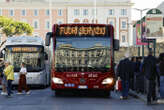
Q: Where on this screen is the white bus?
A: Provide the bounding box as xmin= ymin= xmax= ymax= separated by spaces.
xmin=2 ymin=36 xmax=50 ymax=87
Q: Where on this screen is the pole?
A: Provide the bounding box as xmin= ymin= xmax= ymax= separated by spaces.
xmin=154 ymin=39 xmax=156 ymax=56
xmin=94 ymin=0 xmax=97 ymax=23
xmin=138 ymin=46 xmax=140 ymax=56
xmin=140 ymin=11 xmax=144 ymax=59
xmin=134 ymin=8 xmax=149 ymax=57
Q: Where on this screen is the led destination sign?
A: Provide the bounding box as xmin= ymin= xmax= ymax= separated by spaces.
xmin=11 ymin=47 xmax=40 ymax=52
xmin=57 ymin=25 xmax=108 ymax=37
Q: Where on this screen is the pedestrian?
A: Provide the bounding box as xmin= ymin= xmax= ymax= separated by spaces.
xmin=0 ymin=59 xmax=7 ymax=95
xmin=158 ymin=53 xmax=164 ymax=98
xmin=142 ymin=49 xmax=159 ymax=105
xmin=4 ymin=61 xmax=14 ymax=97
xmin=117 ymin=51 xmax=134 ymax=100
xmin=135 ymin=57 xmax=145 ymax=93
xmin=130 ymin=57 xmax=137 ymax=90
xmin=17 ymin=62 xmax=30 ymax=95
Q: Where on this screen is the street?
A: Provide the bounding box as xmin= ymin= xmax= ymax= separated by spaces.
xmin=0 ymin=88 xmax=164 ymax=110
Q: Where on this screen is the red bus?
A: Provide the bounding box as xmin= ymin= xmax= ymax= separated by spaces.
xmin=45 ymin=24 xmax=119 ymax=96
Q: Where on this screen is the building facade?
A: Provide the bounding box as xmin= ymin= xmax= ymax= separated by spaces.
xmin=0 ymin=0 xmax=133 ymax=47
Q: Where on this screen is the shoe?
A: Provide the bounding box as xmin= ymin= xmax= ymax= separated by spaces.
xmin=147 ymin=101 xmax=151 ymax=105
xmin=124 ymin=97 xmax=128 ymax=100
xmin=26 ymin=91 xmax=31 ymax=95
xmin=120 ymin=96 xmax=124 ymax=100
xmin=17 ymin=92 xmax=23 ymax=95
xmin=6 ymin=95 xmax=12 ymax=98
xmin=151 ymin=100 xmax=157 ymax=105
xmin=11 ymin=91 xmax=14 ymax=94
xmin=1 ymin=92 xmax=7 ymax=95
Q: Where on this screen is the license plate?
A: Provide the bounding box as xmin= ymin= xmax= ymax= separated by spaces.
xmin=78 ymin=85 xmax=88 ymax=89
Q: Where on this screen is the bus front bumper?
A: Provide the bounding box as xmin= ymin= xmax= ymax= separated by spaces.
xmin=51 ymin=77 xmax=115 ymax=90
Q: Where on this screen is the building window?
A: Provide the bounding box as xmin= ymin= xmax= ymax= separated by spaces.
xmin=58 ymin=9 xmax=62 ymax=16
xmin=21 ymin=9 xmax=26 ymax=16
xmin=57 ymin=19 xmax=63 ymax=24
xmin=92 ymin=9 xmax=97 ymax=16
xmin=9 ymin=9 xmax=14 ymax=16
xmin=0 ymin=9 xmax=2 ymax=16
xmin=109 ymin=9 xmax=114 ymax=15
xmin=109 ymin=21 xmax=114 ymax=26
xmin=34 ymin=9 xmax=38 ymax=16
xmin=45 ymin=20 xmax=50 ymax=29
xmin=74 ymin=9 xmax=80 ymax=16
xmin=121 ymin=21 xmax=127 ymax=29
xmin=122 ymin=35 xmax=126 ymax=43
xmin=58 ymin=21 xmax=62 ymax=24
xmin=83 ymin=9 xmax=88 ymax=16
xmin=45 ymin=9 xmax=50 ymax=16
xmin=121 ymin=9 xmax=127 ymax=15
xmin=33 ymin=20 xmax=39 ymax=29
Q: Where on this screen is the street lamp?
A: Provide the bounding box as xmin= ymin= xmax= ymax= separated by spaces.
xmin=133 ymin=8 xmax=149 ymax=58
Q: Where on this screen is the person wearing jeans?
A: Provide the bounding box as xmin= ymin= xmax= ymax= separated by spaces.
xmin=121 ymin=80 xmax=129 ymax=98
xmin=4 ymin=61 xmax=14 ymax=97
xmin=117 ymin=51 xmax=133 ymax=100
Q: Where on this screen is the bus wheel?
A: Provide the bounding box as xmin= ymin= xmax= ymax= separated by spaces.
xmin=103 ymin=91 xmax=111 ymax=98
xmin=55 ymin=90 xmax=62 ymax=96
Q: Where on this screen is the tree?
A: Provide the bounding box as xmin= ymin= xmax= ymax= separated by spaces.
xmin=0 ymin=16 xmax=33 ymax=37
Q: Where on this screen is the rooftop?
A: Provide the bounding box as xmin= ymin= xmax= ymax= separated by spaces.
xmin=0 ymin=0 xmax=133 ymax=8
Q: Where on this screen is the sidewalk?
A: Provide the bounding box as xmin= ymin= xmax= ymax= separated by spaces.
xmin=129 ymin=90 xmax=164 ymax=104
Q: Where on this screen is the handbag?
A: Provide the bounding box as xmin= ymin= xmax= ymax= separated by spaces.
xmin=115 ymin=78 xmax=122 ymax=91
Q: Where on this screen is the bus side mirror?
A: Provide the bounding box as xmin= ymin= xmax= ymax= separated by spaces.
xmin=44 ymin=52 xmax=48 ymax=60
xmin=45 ymin=32 xmax=52 ymax=46
xmin=114 ymin=39 xmax=119 ymax=51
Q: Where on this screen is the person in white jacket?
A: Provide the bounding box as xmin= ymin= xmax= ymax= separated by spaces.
xmin=17 ymin=62 xmax=30 ymax=95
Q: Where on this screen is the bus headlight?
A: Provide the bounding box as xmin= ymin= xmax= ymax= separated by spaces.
xmin=102 ymin=78 xmax=113 ymax=84
xmin=52 ymin=77 xmax=64 ymax=84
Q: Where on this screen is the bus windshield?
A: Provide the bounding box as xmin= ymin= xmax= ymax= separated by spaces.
xmin=5 ymin=47 xmax=45 ymax=72
xmin=55 ymin=37 xmax=111 ymax=72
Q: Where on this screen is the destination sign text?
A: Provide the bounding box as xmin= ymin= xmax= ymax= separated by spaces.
xmin=58 ymin=26 xmax=107 ymax=37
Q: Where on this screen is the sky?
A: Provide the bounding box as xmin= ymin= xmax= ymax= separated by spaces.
xmin=132 ymin=0 xmax=163 ymax=20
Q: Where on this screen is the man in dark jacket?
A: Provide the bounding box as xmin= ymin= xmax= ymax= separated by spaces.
xmin=117 ymin=52 xmax=133 ymax=99
xmin=142 ymin=49 xmax=159 ymax=105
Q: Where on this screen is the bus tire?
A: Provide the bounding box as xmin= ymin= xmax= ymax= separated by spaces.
xmin=55 ymin=90 xmax=62 ymax=96
xmin=103 ymin=90 xmax=111 ymax=98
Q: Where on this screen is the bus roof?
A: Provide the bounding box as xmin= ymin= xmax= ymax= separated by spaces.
xmin=5 ymin=36 xmax=44 ymax=46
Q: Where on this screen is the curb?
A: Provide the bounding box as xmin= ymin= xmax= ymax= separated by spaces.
xmin=129 ymin=90 xmax=147 ymax=102
xmin=129 ymin=90 xmax=164 ymax=104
